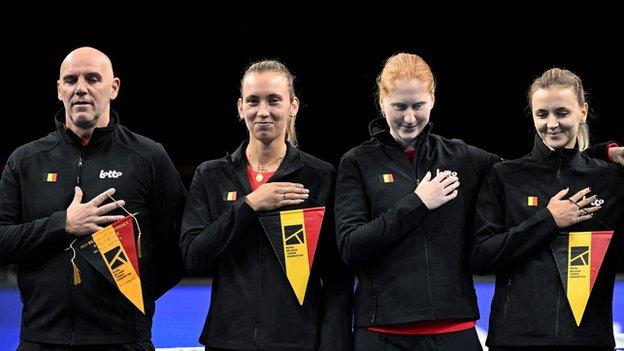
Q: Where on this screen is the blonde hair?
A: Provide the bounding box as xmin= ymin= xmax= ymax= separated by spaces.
xmin=529 ymin=68 xmax=589 ymax=151
xmin=241 ymin=60 xmax=298 ymax=147
xmin=377 ymin=53 xmax=436 ymax=104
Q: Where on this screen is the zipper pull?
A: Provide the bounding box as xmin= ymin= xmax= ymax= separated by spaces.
xmin=76 ymin=156 xmax=83 ymax=185
xmin=370 ymin=295 xmax=377 ymax=323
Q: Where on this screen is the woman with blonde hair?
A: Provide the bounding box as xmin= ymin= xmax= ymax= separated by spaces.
xmin=472 ymin=68 xmax=624 ymax=350
xmin=181 ymin=60 xmax=352 ymax=351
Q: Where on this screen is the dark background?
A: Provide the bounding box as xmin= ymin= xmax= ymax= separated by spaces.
xmin=1 ymin=16 xmax=622 ymax=274
xmin=3 ymin=25 xmax=622 ymax=175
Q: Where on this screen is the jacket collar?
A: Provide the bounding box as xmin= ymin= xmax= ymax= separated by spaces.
xmin=530 ymin=134 xmax=583 ymax=167
xmin=55 ymin=109 xmax=120 ymax=147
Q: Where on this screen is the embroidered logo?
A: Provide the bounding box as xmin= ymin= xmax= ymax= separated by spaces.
xmin=224 ymin=191 xmax=237 ymax=201
xmin=527 ymin=196 xmax=538 ymax=207
xmin=379 ymin=174 xmax=394 ymax=183
xmin=44 ymin=173 xmax=58 ymax=182
xmin=100 ymin=170 xmax=123 ymax=179
xmin=435 ymin=169 xmax=458 ymax=177
xmin=583 ymin=195 xmax=605 ymax=207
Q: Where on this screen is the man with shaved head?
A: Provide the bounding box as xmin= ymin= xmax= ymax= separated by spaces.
xmin=58 ymin=47 xmax=120 ymax=135
xmin=0 ymin=47 xmax=187 ymax=350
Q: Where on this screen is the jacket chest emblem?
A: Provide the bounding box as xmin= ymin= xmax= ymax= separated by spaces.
xmin=224 ymin=191 xmax=237 ymax=201
xmin=527 ymin=196 xmax=539 ymax=206
xmin=99 ymin=170 xmax=123 ymax=179
xmin=43 ymin=172 xmax=58 ymax=182
xmin=435 ymin=169 xmax=458 ymax=177
xmin=379 ymin=173 xmax=394 ymax=183
xmin=583 ymin=195 xmax=605 ymax=207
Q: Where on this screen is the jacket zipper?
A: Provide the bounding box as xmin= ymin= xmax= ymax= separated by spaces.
xmin=252 ymin=233 xmax=263 ymax=349
xmin=76 ymin=154 xmax=83 ymax=186
xmin=556 ymin=154 xmax=563 ymax=187
xmin=69 ymin=152 xmax=83 ymax=344
xmin=226 ymin=153 xmax=262 ymax=348
xmin=68 ymin=254 xmax=76 ymax=345
xmin=397 ymin=142 xmax=435 ymax=318
xmin=402 ymin=143 xmax=422 ymax=184
xmin=501 ymin=277 xmax=512 ymax=338
xmin=554 ymin=152 xmax=563 ymax=339
xmin=413 ymin=152 xmax=421 ymax=185
xmin=370 ymin=266 xmax=377 ymax=323
xmin=411 ymin=145 xmax=434 ymax=318
xmin=555 ymin=276 xmax=561 ymax=339
xmin=506 ymin=278 xmax=512 ymax=303
xmin=423 ymin=221 xmax=435 ymax=318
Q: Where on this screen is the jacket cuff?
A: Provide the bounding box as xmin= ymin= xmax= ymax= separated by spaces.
xmin=535 ymin=207 xmax=560 ymax=239
xmin=51 ymin=210 xmax=73 ymax=245
xmin=408 ymin=192 xmax=432 ymax=216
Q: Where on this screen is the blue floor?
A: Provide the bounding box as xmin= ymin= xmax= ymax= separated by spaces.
xmin=1 ymin=282 xmax=622 ymax=349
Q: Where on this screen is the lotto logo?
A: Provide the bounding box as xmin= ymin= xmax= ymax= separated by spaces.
xmin=100 ymin=170 xmax=123 ymax=179
xmin=436 ymin=169 xmax=458 ymax=177
xmin=591 ymin=199 xmax=605 ymax=206
xmin=583 ymin=195 xmax=605 ymax=207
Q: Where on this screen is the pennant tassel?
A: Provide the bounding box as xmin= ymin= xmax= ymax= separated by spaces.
xmin=136 ymin=232 xmax=142 ymax=258
xmin=132 ymin=213 xmax=142 ymax=259
xmin=72 ymin=263 xmax=82 ymax=285
xmin=69 ymin=239 xmax=81 ymax=285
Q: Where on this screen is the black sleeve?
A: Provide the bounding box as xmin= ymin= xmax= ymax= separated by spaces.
xmin=0 ymin=156 xmax=70 ymax=266
xmin=617 ymin=199 xmax=624 ymax=272
xmin=318 ymin=170 xmax=353 ymax=351
xmin=465 ymin=143 xmax=502 ymax=179
xmin=179 ymin=167 xmax=257 ymax=276
xmin=334 ymin=154 xmax=430 ymax=266
xmin=147 ymin=145 xmax=188 ymax=298
xmin=585 ymin=141 xmax=617 ymax=161
xmin=471 ymin=166 xmax=559 ymax=274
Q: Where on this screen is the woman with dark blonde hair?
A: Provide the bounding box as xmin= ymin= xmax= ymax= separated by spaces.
xmin=472 ymin=68 xmax=624 ymax=350
xmin=181 ymin=60 xmax=352 ymax=351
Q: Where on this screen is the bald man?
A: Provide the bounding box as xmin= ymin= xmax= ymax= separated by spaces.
xmin=0 ymin=47 xmax=187 ymax=350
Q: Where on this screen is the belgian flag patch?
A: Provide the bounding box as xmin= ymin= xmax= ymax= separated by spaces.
xmin=527 ymin=196 xmax=538 ymax=206
xmin=380 ymin=173 xmax=394 ymax=183
xmin=44 ymin=173 xmax=58 ymax=182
